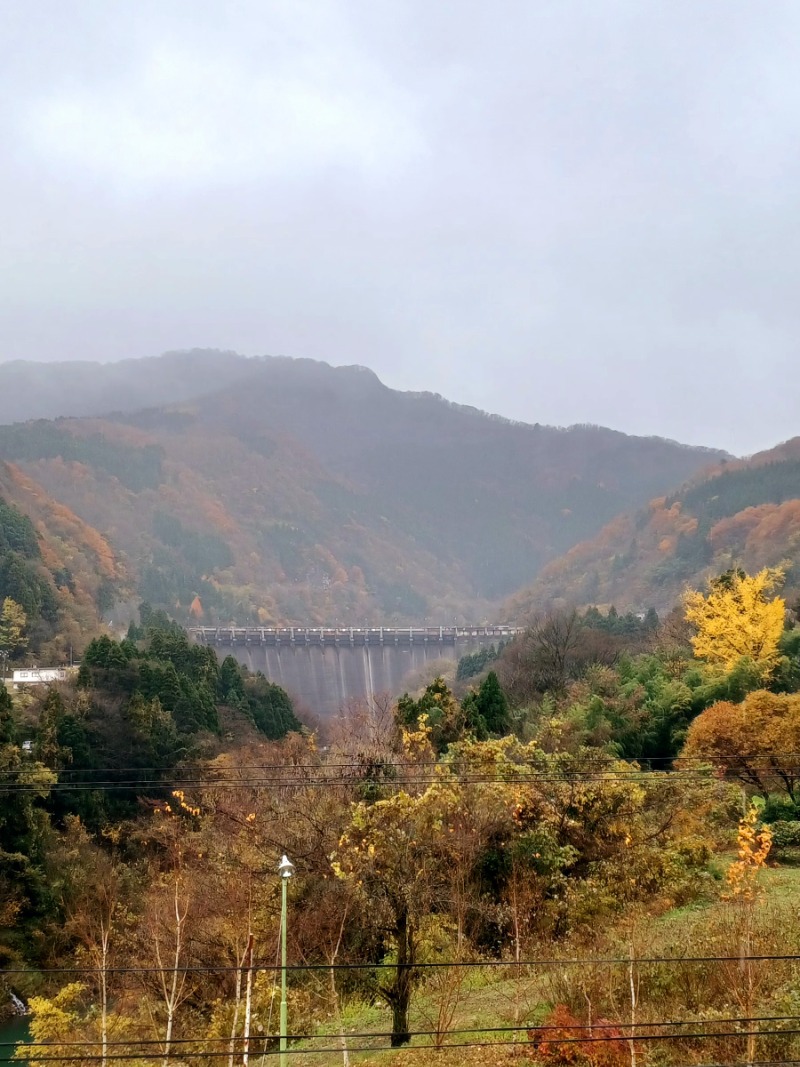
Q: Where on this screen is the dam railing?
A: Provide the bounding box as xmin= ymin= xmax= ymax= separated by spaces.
xmin=189 ymin=625 xmax=523 ymax=648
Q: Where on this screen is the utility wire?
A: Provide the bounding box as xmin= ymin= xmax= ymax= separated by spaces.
xmin=7 ymin=1014 xmax=800 ymax=1048
xmin=9 ymin=752 xmax=800 ymax=777
xmin=0 ymin=770 xmax=744 ymax=794
xmin=2 ymin=750 xmax=793 ymax=793
xmin=16 ymin=752 xmax=800 ymax=776
xmin=15 ymin=1029 xmax=800 ymax=1063
xmin=6 ymin=952 xmax=800 ymax=976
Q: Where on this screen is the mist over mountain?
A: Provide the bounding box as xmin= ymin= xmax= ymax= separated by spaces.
xmin=0 ymin=350 xmax=259 ymax=424
xmin=0 ymin=351 xmax=727 ymax=624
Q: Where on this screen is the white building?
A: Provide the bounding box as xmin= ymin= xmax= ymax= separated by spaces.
xmin=12 ymin=667 xmax=68 ymax=686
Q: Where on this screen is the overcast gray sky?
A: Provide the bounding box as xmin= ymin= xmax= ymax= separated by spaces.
xmin=2 ymin=1 xmax=800 ymax=455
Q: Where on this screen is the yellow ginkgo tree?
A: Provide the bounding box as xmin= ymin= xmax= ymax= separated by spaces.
xmin=684 ymin=567 xmax=786 ymax=676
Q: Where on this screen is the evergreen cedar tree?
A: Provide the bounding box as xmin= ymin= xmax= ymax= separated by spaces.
xmin=0 ymin=496 xmax=59 ymax=637
xmin=397 ymin=672 xmax=509 ymax=752
xmin=32 ymin=622 xmax=302 ymax=829
xmin=80 ymin=625 xmax=300 ymax=742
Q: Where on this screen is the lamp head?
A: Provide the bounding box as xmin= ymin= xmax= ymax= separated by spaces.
xmin=278 ymin=854 xmax=295 ymax=879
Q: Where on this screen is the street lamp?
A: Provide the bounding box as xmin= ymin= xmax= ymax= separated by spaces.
xmin=278 ymin=855 xmax=295 ymax=1067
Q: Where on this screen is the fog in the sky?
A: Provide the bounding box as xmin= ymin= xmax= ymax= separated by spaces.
xmin=2 ymin=1 xmax=800 ymax=455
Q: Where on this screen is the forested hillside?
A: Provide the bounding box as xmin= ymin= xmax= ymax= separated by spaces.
xmin=0 ymin=351 xmax=725 ymax=625
xmin=1 ymin=610 xmax=300 ymax=972
xmin=507 ymin=439 xmax=800 ymax=617
xmin=0 ymin=463 xmax=121 ymax=660
xmin=5 ymin=570 xmax=800 ymax=1064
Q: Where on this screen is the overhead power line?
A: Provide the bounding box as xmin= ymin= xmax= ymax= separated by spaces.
xmin=3 ymin=750 xmax=796 ymax=795
xmin=0 ymin=770 xmax=751 ymax=794
xmin=14 ymin=1029 xmax=800 ymax=1063
xmin=5 ymin=952 xmax=800 ymax=976
xmin=13 ymin=752 xmax=800 ymax=777
xmin=6 ymin=1013 xmax=800 ymax=1049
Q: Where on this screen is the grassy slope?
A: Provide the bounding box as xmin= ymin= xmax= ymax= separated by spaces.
xmin=287 ymin=864 xmax=800 ymax=1066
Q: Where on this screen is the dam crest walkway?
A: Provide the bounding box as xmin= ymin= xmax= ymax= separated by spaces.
xmin=189 ymin=625 xmax=522 ymax=648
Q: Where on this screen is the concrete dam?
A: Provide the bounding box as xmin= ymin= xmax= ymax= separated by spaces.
xmin=190 ymin=626 xmax=520 ymax=718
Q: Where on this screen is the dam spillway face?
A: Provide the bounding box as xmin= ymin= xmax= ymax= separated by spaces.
xmin=190 ymin=627 xmax=517 ymax=718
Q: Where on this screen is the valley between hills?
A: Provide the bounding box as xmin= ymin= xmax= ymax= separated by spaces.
xmin=4 ymin=350 xmax=800 ymax=1065
xmin=0 ymin=349 xmax=735 ymax=646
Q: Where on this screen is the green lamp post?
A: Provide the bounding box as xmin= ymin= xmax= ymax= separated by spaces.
xmin=278 ymin=854 xmax=295 ymax=1067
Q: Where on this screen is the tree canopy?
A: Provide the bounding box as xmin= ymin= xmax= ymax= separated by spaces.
xmin=684 ymin=567 xmax=786 ymax=675
xmin=682 ymin=689 xmax=800 ymax=801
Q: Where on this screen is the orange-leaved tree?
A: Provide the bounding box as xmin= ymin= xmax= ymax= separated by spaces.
xmin=681 ymin=690 xmax=800 ymax=802
xmin=528 ymin=1003 xmax=628 ymax=1067
xmin=684 ymin=567 xmax=785 ymax=677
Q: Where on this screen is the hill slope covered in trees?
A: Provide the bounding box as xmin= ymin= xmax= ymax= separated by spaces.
xmin=0 ymin=351 xmax=726 ymax=624
xmin=507 ymin=439 xmax=800 ymax=616
xmin=0 ymin=462 xmax=122 ymax=659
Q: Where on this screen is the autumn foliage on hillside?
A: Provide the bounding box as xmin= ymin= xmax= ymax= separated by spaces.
xmin=5 ymin=567 xmax=800 ymax=1060
xmin=0 ymin=463 xmax=122 ymax=658
xmin=508 ymin=440 xmax=800 ymax=618
xmin=0 ymin=354 xmax=725 ymax=625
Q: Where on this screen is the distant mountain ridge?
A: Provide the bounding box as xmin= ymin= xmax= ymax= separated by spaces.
xmin=0 ymin=350 xmax=729 ymax=625
xmin=0 ymin=350 xmax=262 ymax=424
xmin=506 ymin=438 xmax=800 ymax=618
